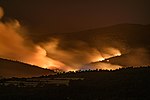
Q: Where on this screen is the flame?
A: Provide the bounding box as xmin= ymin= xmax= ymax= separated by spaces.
xmin=102 ymin=47 xmax=121 ymax=58
xmin=98 ymin=57 xmax=105 ymax=61
xmin=65 ymin=68 xmax=79 ymax=72
xmin=96 ymin=47 xmax=122 ymax=62
xmin=85 ymin=47 xmax=123 ymax=70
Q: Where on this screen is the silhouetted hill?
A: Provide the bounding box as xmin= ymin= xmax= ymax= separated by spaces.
xmin=1 ymin=67 xmax=150 ymax=100
xmin=55 ymin=66 xmax=150 ymax=78
xmin=91 ymin=52 xmax=150 ymax=67
xmin=0 ymin=58 xmax=55 ymax=78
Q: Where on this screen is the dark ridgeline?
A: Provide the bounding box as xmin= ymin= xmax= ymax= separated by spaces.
xmin=0 ymin=66 xmax=150 ymax=100
xmin=0 ymin=58 xmax=55 ymax=78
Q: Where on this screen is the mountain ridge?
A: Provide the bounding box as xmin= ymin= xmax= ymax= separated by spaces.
xmin=0 ymin=58 xmax=55 ymax=78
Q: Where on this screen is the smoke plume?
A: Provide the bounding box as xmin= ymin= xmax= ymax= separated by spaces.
xmin=41 ymin=39 xmax=123 ymax=70
xmin=0 ymin=7 xmax=65 ymax=70
xmin=0 ymin=7 xmax=149 ymax=71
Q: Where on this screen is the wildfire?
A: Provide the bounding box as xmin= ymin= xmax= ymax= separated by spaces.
xmin=85 ymin=47 xmax=123 ymax=70
xmin=96 ymin=47 xmax=122 ymax=61
xmin=0 ymin=6 xmax=124 ymax=72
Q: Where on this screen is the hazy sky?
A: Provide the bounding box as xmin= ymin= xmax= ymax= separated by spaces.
xmin=0 ymin=0 xmax=150 ymax=33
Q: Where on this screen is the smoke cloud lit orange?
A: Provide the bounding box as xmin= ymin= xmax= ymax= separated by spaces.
xmin=0 ymin=7 xmax=65 ymax=70
xmin=41 ymin=39 xmax=123 ymax=70
xmin=1 ymin=7 xmax=149 ymax=72
xmin=0 ymin=7 xmax=123 ymax=71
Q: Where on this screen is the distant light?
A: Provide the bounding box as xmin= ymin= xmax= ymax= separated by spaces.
xmin=106 ymin=60 xmax=109 ymax=62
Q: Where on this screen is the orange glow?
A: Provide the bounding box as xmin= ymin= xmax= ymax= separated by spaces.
xmin=85 ymin=62 xmax=122 ymax=70
xmin=66 ymin=68 xmax=78 ymax=72
xmin=39 ymin=40 xmax=123 ymax=71
xmin=102 ymin=47 xmax=122 ymax=59
xmin=96 ymin=47 xmax=122 ymax=62
xmin=0 ymin=8 xmax=67 ymax=71
xmin=97 ymin=63 xmax=122 ymax=70
xmin=98 ymin=57 xmax=105 ymax=61
xmin=0 ymin=7 xmax=124 ymax=72
xmin=0 ymin=7 xmax=4 ymax=19
xmin=24 ymin=46 xmax=66 ymax=69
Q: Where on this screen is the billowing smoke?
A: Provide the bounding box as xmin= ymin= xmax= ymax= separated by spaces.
xmin=0 ymin=7 xmax=123 ymax=71
xmin=105 ymin=48 xmax=150 ymax=67
xmin=41 ymin=39 xmax=123 ymax=70
xmin=39 ymin=24 xmax=150 ymax=70
xmin=0 ymin=7 xmax=149 ymax=71
xmin=0 ymin=7 xmax=65 ymax=70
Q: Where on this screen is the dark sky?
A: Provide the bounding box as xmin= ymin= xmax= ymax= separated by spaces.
xmin=0 ymin=0 xmax=150 ymax=33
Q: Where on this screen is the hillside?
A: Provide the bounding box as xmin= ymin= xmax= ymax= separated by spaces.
xmin=1 ymin=67 xmax=150 ymax=100
xmin=0 ymin=58 xmax=55 ymax=78
xmin=47 ymin=24 xmax=150 ymax=69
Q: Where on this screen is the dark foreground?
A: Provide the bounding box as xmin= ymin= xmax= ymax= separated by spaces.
xmin=1 ymin=67 xmax=150 ymax=100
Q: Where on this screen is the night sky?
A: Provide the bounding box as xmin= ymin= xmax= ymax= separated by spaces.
xmin=0 ymin=0 xmax=150 ymax=33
